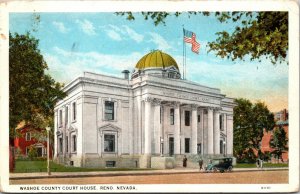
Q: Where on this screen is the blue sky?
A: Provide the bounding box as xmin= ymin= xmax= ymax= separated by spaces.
xmin=9 ymin=12 xmax=288 ymax=112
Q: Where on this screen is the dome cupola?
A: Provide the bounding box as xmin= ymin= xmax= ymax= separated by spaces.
xmin=131 ymin=50 xmax=181 ymax=79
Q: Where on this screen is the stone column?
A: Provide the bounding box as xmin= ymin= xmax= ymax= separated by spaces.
xmin=200 ymin=108 xmax=204 ymax=155
xmin=153 ymin=99 xmax=161 ymax=155
xmin=214 ymin=110 xmax=220 ymax=155
xmin=191 ymin=104 xmax=198 ymax=154
xmin=144 ymin=97 xmax=152 ymax=154
xmin=174 ymin=102 xmax=180 ymax=155
xmin=207 ymin=108 xmax=214 ymax=155
xmin=226 ymin=115 xmax=233 ymax=155
xmin=54 ymin=110 xmax=58 ymax=159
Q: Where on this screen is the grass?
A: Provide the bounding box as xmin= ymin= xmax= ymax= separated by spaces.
xmin=14 ymin=160 xmax=153 ymax=173
xmin=235 ymin=163 xmax=289 ymax=168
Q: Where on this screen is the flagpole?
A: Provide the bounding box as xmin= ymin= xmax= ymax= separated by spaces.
xmin=182 ymin=26 xmax=185 ymax=80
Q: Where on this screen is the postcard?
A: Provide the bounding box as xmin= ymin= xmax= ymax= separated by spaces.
xmin=0 ymin=0 xmax=299 ymax=193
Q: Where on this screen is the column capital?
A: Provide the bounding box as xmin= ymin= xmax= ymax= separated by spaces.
xmin=191 ymin=104 xmax=198 ymax=111
xmin=144 ymin=97 xmax=153 ymax=102
xmin=171 ymin=101 xmax=180 ymax=108
xmin=152 ymin=98 xmax=162 ymax=106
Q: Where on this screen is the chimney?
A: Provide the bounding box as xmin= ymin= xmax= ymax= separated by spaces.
xmin=122 ymin=70 xmax=130 ymax=80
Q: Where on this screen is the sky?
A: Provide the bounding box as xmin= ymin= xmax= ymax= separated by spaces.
xmin=9 ymin=12 xmax=288 ymax=112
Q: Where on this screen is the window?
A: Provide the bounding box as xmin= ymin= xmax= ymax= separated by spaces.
xmin=160 ymin=107 xmax=162 ymax=124
xmin=65 ymin=106 xmax=69 ymax=126
xmin=198 ymin=115 xmax=200 ymax=123
xmin=72 ymin=135 xmax=77 ymax=152
xmin=104 ymin=134 xmax=115 ymax=152
xmin=220 ymin=140 xmax=223 ymax=154
xmin=197 ymin=143 xmax=201 ymax=154
xmin=59 ymin=137 xmax=63 ymax=153
xmin=220 ymin=114 xmax=223 ymax=130
xmin=25 ymin=132 xmax=31 ymax=141
xmin=66 ymin=136 xmax=68 ymax=153
xmin=104 ymin=101 xmax=114 ymax=120
xmin=185 ymin=138 xmax=190 ymax=153
xmin=72 ymin=102 xmax=77 ymax=121
xmin=170 ymin=108 xmax=174 ymax=125
xmin=168 ymin=72 xmax=175 ymax=78
xmin=59 ymin=109 xmax=63 ymax=126
xmin=185 ymin=111 xmax=190 ymax=126
xmin=106 ymin=161 xmax=116 ymax=167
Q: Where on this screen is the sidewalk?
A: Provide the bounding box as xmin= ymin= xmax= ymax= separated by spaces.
xmin=9 ymin=167 xmax=288 ymax=180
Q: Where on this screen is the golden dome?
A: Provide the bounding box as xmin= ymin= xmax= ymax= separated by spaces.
xmin=135 ymin=50 xmax=179 ymax=70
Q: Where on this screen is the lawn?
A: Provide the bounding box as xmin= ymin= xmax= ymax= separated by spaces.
xmin=14 ymin=160 xmax=152 ymax=173
xmin=235 ymin=163 xmax=289 ymax=168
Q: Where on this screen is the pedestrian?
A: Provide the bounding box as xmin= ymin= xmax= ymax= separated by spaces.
xmin=198 ymin=159 xmax=203 ymax=171
xmin=256 ymin=159 xmax=260 ymax=168
xmin=260 ymin=159 xmax=263 ymax=169
xmin=183 ymin=155 xmax=187 ymax=168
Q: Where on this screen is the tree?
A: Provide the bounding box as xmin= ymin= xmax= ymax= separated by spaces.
xmin=270 ymin=126 xmax=288 ymax=162
xmin=9 ymin=32 xmax=65 ymax=138
xmin=233 ymin=98 xmax=275 ymax=162
xmin=117 ymin=11 xmax=288 ymax=64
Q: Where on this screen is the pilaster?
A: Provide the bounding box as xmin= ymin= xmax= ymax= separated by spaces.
xmin=207 ymin=107 xmax=214 ymax=155
xmin=191 ymin=104 xmax=198 ymax=154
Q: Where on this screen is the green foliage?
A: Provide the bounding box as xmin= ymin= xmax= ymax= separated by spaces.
xmin=27 ymin=146 xmax=38 ymax=160
xmin=9 ymin=32 xmax=66 ymax=137
xmin=208 ymin=12 xmax=288 ymax=64
xmin=270 ymin=126 xmax=288 ymax=160
xmin=116 ymin=11 xmax=288 ymax=64
xmin=233 ymin=98 xmax=275 ymax=161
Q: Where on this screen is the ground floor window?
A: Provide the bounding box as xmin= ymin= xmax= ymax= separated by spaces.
xmin=59 ymin=137 xmax=63 ymax=153
xmin=104 ymin=134 xmax=115 ymax=152
xmin=185 ymin=138 xmax=190 ymax=153
xmin=72 ymin=135 xmax=77 ymax=152
xmin=66 ymin=136 xmax=68 ymax=153
xmin=197 ymin=143 xmax=201 ymax=154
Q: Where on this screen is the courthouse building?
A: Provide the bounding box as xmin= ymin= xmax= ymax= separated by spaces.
xmin=54 ymin=50 xmax=235 ymax=168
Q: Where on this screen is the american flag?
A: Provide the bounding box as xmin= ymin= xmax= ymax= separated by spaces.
xmin=183 ymin=28 xmax=200 ymax=54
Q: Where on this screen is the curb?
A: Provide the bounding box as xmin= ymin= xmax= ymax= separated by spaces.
xmin=9 ymin=168 xmax=288 ymax=180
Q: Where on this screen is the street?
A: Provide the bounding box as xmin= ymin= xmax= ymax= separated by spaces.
xmin=10 ymin=170 xmax=288 ymax=184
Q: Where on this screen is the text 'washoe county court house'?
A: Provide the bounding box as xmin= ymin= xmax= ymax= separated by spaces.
xmin=54 ymin=50 xmax=235 ymax=169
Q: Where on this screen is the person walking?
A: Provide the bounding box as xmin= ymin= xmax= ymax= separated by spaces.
xmin=183 ymin=155 xmax=187 ymax=168
xmin=198 ymin=159 xmax=203 ymax=171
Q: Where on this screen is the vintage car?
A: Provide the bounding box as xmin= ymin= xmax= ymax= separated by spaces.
xmin=205 ymin=157 xmax=233 ymax=173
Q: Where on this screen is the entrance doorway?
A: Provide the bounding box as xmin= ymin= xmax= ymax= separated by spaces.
xmin=169 ymin=137 xmax=174 ymax=156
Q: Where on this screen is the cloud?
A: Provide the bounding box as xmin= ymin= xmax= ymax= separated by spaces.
xmin=103 ymin=25 xmax=143 ymax=43
xmin=45 ymin=47 xmax=143 ymax=83
xmin=52 ymin=21 xmax=69 ymax=33
xmin=122 ymin=25 xmax=143 ymax=43
xmin=106 ymin=29 xmax=122 ymax=41
xmin=75 ymin=19 xmax=96 ymax=36
xmin=148 ymin=32 xmax=172 ymax=51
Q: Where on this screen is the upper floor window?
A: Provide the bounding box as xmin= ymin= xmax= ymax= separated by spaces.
xmin=105 ymin=101 xmax=114 ymax=120
xmin=185 ymin=111 xmax=190 ymax=126
xmin=220 ymin=114 xmax=224 ymax=130
xmin=65 ymin=106 xmax=69 ymax=126
xmin=72 ymin=102 xmax=77 ymax=121
xmin=25 ymin=132 xmax=31 ymax=141
xmin=170 ymin=108 xmax=174 ymax=125
xmin=59 ymin=109 xmax=63 ymax=127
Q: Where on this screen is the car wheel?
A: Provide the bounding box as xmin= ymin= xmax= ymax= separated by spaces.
xmin=228 ymin=166 xmax=233 ymax=172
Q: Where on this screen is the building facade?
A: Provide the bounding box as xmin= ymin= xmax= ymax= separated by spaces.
xmin=14 ymin=125 xmax=52 ymax=159
xmin=54 ymin=50 xmax=235 ymax=168
xmin=260 ymin=109 xmax=289 ymax=163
